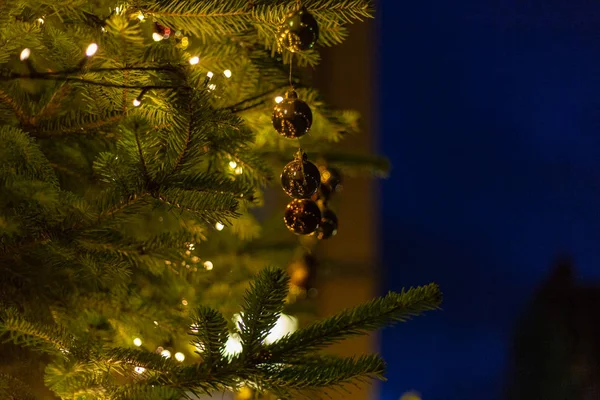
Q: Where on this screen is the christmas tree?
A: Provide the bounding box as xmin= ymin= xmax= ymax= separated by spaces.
xmin=0 ymin=0 xmax=441 ymax=398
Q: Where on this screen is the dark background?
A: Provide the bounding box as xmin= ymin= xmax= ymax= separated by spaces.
xmin=378 ymin=1 xmax=600 ymax=399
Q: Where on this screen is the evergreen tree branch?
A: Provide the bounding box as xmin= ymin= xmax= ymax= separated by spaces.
xmin=189 ymin=306 xmax=229 ymax=364
xmin=265 ymin=284 xmax=442 ymax=359
xmin=238 ymin=267 xmax=289 ymax=355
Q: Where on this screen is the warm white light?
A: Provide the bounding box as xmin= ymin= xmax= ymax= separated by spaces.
xmin=101 ymin=27 xmax=107 ymax=33
xmin=174 ymin=352 xmax=185 ymax=362
xmin=189 ymin=56 xmax=200 ymax=65
xmin=223 ymin=69 xmax=232 ymax=78
xmin=187 ymin=243 xmax=195 ymax=250
xmin=228 ymin=161 xmax=237 ymax=169
xmin=265 ymin=314 xmax=298 ymax=344
xmin=137 ymin=13 xmax=145 ymax=21
xmin=203 ymin=261 xmax=213 ymax=270
xmin=37 ymin=18 xmax=44 ymax=24
xmin=85 ymin=43 xmax=98 ymax=57
xmin=234 ymin=166 xmax=243 ymax=175
xmin=132 ymin=98 xmax=141 ymax=107
xmin=114 ymin=6 xmax=121 ymax=14
xmin=161 ymin=349 xmax=171 ymax=358
xmin=20 ymin=48 xmax=30 ymax=61
xmin=223 ymin=334 xmax=243 ymax=357
xmin=206 ymin=71 xmax=214 ymax=78
xmin=133 ymin=337 xmax=142 ymax=347
xmin=181 ymin=299 xmax=188 ymax=306
xmin=134 ymin=366 xmax=145 ymax=374
xmin=152 ymin=32 xmax=163 ymax=42
xmin=275 ymin=96 xmax=284 ymax=104
xmin=153 ymin=320 xmax=159 ymax=326
xmin=215 ymin=222 xmax=225 ymax=231
xmin=208 ymin=84 xmax=216 ymax=91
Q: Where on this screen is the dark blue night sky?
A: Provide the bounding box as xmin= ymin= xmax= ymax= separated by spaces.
xmin=379 ymin=1 xmax=600 ymax=399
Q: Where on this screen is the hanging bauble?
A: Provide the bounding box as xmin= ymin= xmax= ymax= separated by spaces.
xmin=284 ymin=199 xmax=320 ymax=235
xmin=315 ymin=209 xmax=338 ymax=240
xmin=272 ymin=90 xmax=312 ymax=139
xmin=277 ymin=6 xmax=319 ymax=52
xmin=281 ymin=152 xmax=320 ymax=199
xmin=319 ymin=166 xmax=343 ymax=199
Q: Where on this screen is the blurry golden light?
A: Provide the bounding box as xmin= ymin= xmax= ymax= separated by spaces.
xmin=207 ymin=71 xmax=214 ymax=78
xmin=400 ymin=391 xmax=422 ymax=400
xmin=152 ymin=32 xmax=163 ymax=41
xmin=223 ymin=69 xmax=232 ymax=78
xmin=215 ymin=222 xmax=225 ymax=231
xmin=137 ymin=12 xmax=145 ymax=21
xmin=132 ymin=98 xmax=141 ymax=107
xmin=133 ymin=337 xmax=142 ymax=347
xmin=189 ymin=56 xmax=199 ymax=65
xmin=229 ymin=161 xmax=237 ymax=169
xmin=20 ymin=48 xmax=30 ymax=61
xmin=134 ymin=366 xmax=145 ymax=374
xmin=275 ymin=96 xmax=284 ymax=103
xmin=85 ymin=43 xmax=98 ymax=57
xmin=182 ymin=299 xmax=188 ymax=306
xmin=160 ymin=349 xmax=171 ymax=358
xmin=174 ymin=352 xmax=185 ymax=362
xmin=234 ymin=166 xmax=243 ymax=175
xmin=203 ymin=261 xmax=214 ymax=270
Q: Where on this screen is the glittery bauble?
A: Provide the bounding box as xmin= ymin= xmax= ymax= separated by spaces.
xmin=315 ymin=209 xmax=338 ymax=240
xmin=281 ymin=154 xmax=320 ymax=199
xmin=284 ymin=199 xmax=320 ymax=235
xmin=272 ymin=90 xmax=312 ymax=139
xmin=277 ymin=6 xmax=319 ymax=52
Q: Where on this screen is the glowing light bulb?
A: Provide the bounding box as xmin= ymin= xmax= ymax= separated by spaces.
xmin=215 ymin=222 xmax=224 ymax=231
xmin=206 ymin=71 xmax=214 ymax=78
xmin=203 ymin=261 xmax=213 ymax=271
xmin=223 ymin=334 xmax=243 ymax=357
xmin=174 ymin=352 xmax=185 ymax=362
xmin=229 ymin=161 xmax=237 ymax=169
xmin=133 ymin=337 xmax=142 ymax=347
xmin=275 ymin=96 xmax=284 ymax=104
xmin=223 ymin=69 xmax=232 ymax=78
xmin=265 ymin=314 xmax=298 ymax=344
xmin=137 ymin=13 xmax=145 ymax=21
xmin=132 ymin=98 xmax=141 ymax=107
xmin=189 ymin=56 xmax=199 ymax=65
xmin=208 ymin=83 xmax=216 ymax=91
xmin=153 ymin=320 xmax=159 ymax=326
xmin=20 ymin=48 xmax=30 ymax=61
xmin=181 ymin=299 xmax=188 ymax=306
xmin=85 ymin=43 xmax=98 ymax=57
xmin=161 ymin=349 xmax=171 ymax=358
xmin=134 ymin=366 xmax=145 ymax=374
xmin=235 ymin=166 xmax=243 ymax=175
xmin=187 ymin=243 xmax=195 ymax=250
xmin=37 ymin=18 xmax=45 ymax=24
xmin=114 ymin=6 xmax=121 ymax=14
xmin=152 ymin=32 xmax=163 ymax=42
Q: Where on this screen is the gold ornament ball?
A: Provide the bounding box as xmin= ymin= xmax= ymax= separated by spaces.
xmin=272 ymin=90 xmax=313 ymax=139
xmin=277 ymin=6 xmax=319 ymax=52
xmin=281 ymin=153 xmax=320 ymax=199
xmin=284 ymin=199 xmax=321 ymax=235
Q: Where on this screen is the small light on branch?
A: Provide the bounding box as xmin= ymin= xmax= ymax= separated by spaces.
xmin=189 ymin=56 xmax=200 ymax=65
xmin=132 ymin=98 xmax=141 ymax=107
xmin=133 ymin=337 xmax=142 ymax=347
xmin=160 ymin=349 xmax=171 ymax=358
xmin=37 ymin=17 xmax=45 ymax=24
xmin=229 ymin=161 xmax=237 ymax=169
xmin=20 ymin=48 xmax=31 ymax=61
xmin=152 ymin=32 xmax=163 ymax=42
xmin=137 ymin=12 xmax=145 ymax=21
xmin=174 ymin=352 xmax=185 ymax=362
xmin=134 ymin=367 xmax=145 ymax=374
xmin=206 ymin=71 xmax=214 ymax=79
xmin=275 ymin=96 xmax=284 ymax=104
xmin=223 ymin=69 xmax=232 ymax=78
xmin=235 ymin=166 xmax=243 ymax=175
xmin=215 ymin=222 xmax=225 ymax=231
xmin=203 ymin=261 xmax=213 ymax=270
xmin=85 ymin=43 xmax=98 ymax=57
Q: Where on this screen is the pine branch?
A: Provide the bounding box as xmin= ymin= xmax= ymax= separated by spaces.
xmin=238 ymin=267 xmax=289 ymax=355
xmin=189 ymin=306 xmax=229 ymax=364
xmin=265 ymin=284 xmax=442 ymax=359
